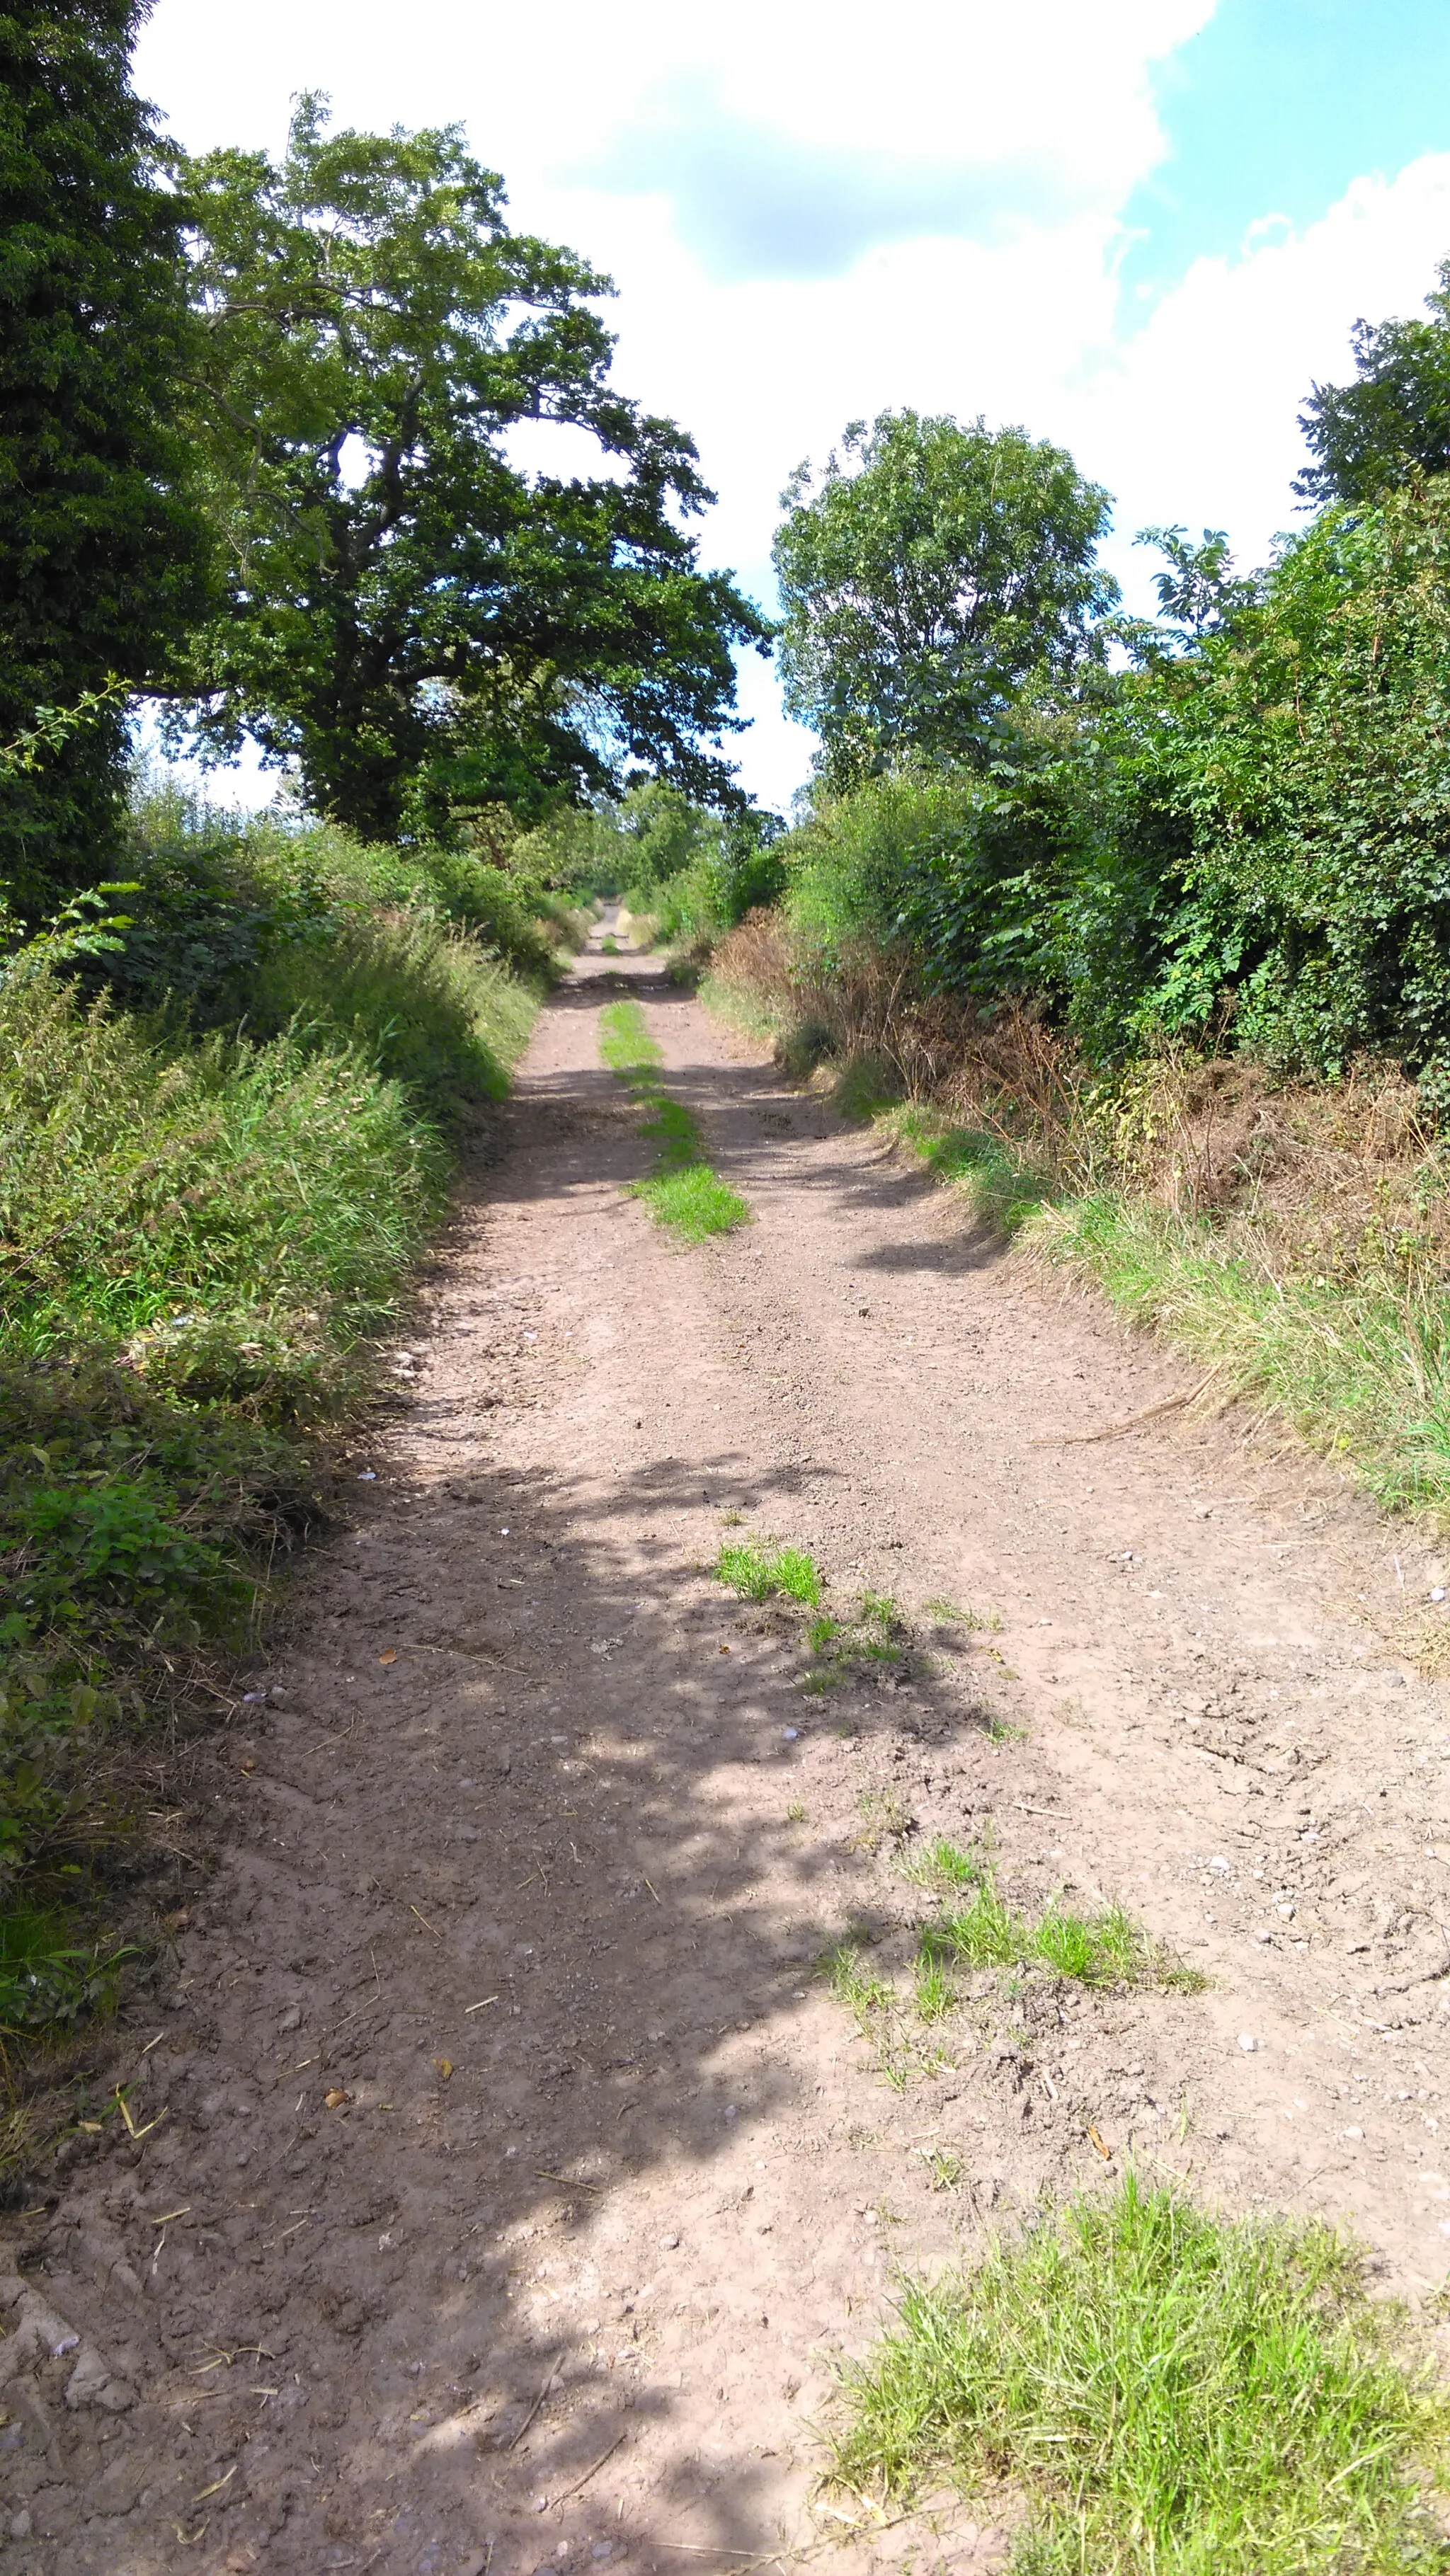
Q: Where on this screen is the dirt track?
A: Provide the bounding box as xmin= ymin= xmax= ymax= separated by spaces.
xmin=8 ymin=930 xmax=1450 ymax=2574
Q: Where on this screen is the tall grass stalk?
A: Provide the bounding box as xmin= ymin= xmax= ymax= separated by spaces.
xmin=1039 ymin=1194 xmax=1450 ymax=1514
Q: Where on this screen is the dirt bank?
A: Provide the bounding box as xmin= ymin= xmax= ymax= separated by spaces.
xmin=6 ymin=934 xmax=1450 ymax=2575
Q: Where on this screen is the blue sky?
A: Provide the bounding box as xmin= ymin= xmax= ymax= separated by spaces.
xmin=136 ymin=0 xmax=1450 ymax=811
xmin=1122 ymin=0 xmax=1450 ymax=298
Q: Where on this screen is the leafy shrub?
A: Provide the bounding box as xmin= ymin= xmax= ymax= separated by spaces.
xmin=89 ymin=778 xmax=567 ymax=1031
xmin=1103 ymin=481 xmax=1450 ymax=1071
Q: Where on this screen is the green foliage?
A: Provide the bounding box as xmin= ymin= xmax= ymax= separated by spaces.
xmin=57 ymin=779 xmax=562 ymax=1048
xmin=0 ymin=4 xmax=210 ymax=908
xmin=773 ymin=409 xmax=1117 ymax=789
xmin=717 ymin=1540 xmax=821 ymax=1605
xmin=519 ymin=786 xmax=785 ymax=949
xmin=780 ymin=757 xmax=1085 ymax=1003
xmin=175 ymin=99 xmax=770 ymax=838
xmin=1297 ymin=256 xmax=1450 ymax=504
xmin=0 ymin=1910 xmax=130 ymax=2033
xmin=0 ymin=969 xmax=450 ymax=1409
xmin=774 ymin=473 xmax=1450 ymax=1078
xmin=833 ymin=2178 xmax=1449 ymax=2573
xmin=1101 ymin=481 xmax=1450 ymax=1072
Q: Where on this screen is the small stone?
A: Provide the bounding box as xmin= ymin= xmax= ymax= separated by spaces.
xmin=1343 ymin=2125 xmax=1364 ymax=2140
xmin=278 ymin=2003 xmax=302 ymax=2034
xmin=1238 ymin=2033 xmax=1257 ymax=2053
xmin=1209 ymin=1856 xmax=1230 ymax=1874
xmin=658 ymin=2232 xmax=680 ymax=2250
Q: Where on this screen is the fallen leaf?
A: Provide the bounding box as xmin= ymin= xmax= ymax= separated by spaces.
xmin=324 ymin=2088 xmax=351 ymax=2111
xmin=379 ymin=1648 xmax=397 ymax=1666
xmin=1088 ymin=2124 xmax=1114 ymax=2162
xmin=436 ymin=2058 xmax=454 ymax=2080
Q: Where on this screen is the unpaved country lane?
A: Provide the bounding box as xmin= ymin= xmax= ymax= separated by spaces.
xmin=7 ymin=936 xmax=1450 ymax=2576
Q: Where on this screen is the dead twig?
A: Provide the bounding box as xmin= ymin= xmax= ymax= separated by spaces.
xmin=506 ymin=2356 xmax=560 ymax=2451
xmin=1029 ymin=1368 xmax=1220 ymax=1447
xmin=535 ymin=2430 xmax=626 ymax=2509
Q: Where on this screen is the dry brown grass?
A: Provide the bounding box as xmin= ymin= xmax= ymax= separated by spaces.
xmin=710 ymin=913 xmax=1450 ymax=1307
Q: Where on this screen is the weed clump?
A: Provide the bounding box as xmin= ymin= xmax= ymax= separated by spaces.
xmin=637 ymin=1163 xmax=748 ymax=1242
xmin=833 ymin=2177 xmax=1449 ymax=2575
xmin=909 ymin=1838 xmax=1200 ymax=1993
xmin=717 ymin=1539 xmax=822 ymax=1605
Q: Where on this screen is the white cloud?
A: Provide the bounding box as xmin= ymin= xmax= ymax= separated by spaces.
xmin=135 ymin=2 xmax=1450 ymax=809
xmin=1071 ymin=154 xmax=1450 ymax=600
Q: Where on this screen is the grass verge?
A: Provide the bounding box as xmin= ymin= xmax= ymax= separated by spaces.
xmin=598 ymin=997 xmax=748 ymax=1242
xmin=703 ymin=935 xmax=1450 ymax=1523
xmin=832 ymin=2176 xmax=1449 ymax=2575
xmin=0 ymin=848 xmax=544 ymax=2136
xmin=1037 ymin=1193 xmax=1450 ymax=1516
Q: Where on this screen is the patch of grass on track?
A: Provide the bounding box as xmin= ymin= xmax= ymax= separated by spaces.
xmin=717 ymin=1538 xmax=822 ymax=1605
xmin=908 ymin=1838 xmax=1202 ymax=1995
xmin=638 ymin=1162 xmax=748 ymax=1242
xmin=598 ymin=997 xmax=748 ymax=1243
xmin=832 ymin=2176 xmax=1450 ymax=2576
xmin=598 ymin=997 xmax=663 ymax=1080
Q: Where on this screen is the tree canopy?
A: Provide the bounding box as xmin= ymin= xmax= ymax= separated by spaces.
xmin=1296 ymin=261 xmax=1450 ymax=505
xmin=0 ymin=0 xmax=209 ymax=905
xmin=174 ymin=99 xmax=770 ymax=840
xmin=771 ymin=408 xmax=1118 ymax=790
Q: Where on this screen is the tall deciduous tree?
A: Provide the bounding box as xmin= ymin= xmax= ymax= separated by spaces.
xmin=0 ymin=0 xmax=207 ymax=907
xmin=1297 ymin=262 xmax=1450 ymax=506
xmin=176 ymin=100 xmax=770 ymax=839
xmin=772 ymin=408 xmax=1117 ymax=789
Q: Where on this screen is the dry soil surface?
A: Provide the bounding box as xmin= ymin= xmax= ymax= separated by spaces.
xmin=8 ymin=929 xmax=1450 ymax=2576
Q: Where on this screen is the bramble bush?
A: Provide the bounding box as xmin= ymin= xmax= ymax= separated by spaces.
xmin=771 ymin=479 xmax=1450 ymax=1084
